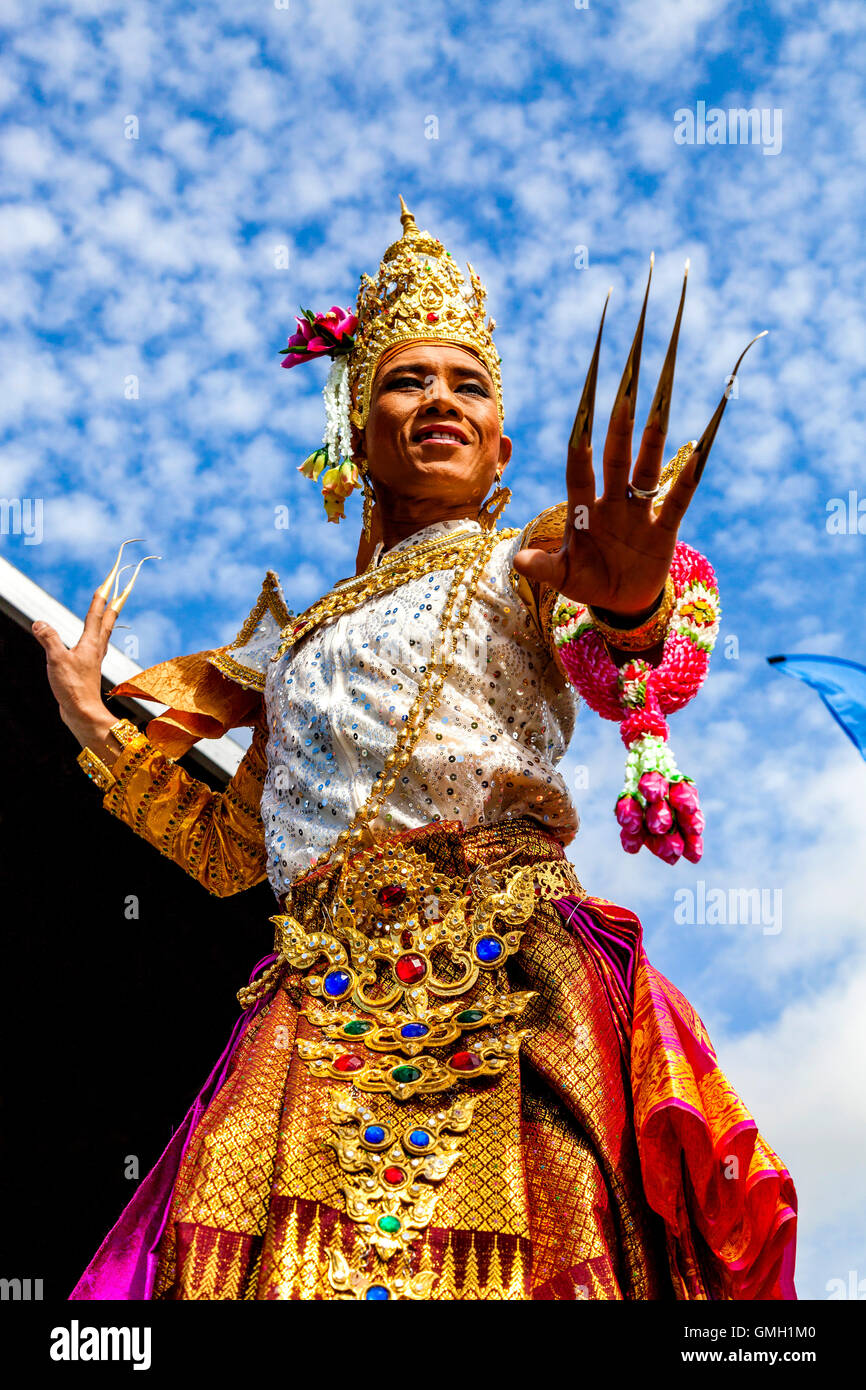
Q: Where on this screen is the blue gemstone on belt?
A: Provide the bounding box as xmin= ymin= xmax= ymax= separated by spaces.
xmin=363 ymin=1125 xmax=386 ymax=1146
xmin=324 ymin=969 xmax=351 ymax=997
xmin=408 ymin=1129 xmax=431 ymax=1148
xmin=366 ymin=1285 xmax=390 ymax=1300
xmin=475 ymin=936 xmax=503 ymax=963
xmin=400 ymin=1022 xmax=429 ymax=1039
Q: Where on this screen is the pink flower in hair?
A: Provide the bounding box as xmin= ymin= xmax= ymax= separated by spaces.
xmin=280 ymin=306 xmax=358 ymax=368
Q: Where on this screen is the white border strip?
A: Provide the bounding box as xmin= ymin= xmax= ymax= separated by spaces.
xmin=0 ymin=554 xmax=245 ymax=778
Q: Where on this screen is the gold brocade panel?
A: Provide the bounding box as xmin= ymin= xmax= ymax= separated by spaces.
xmin=514 ymin=901 xmax=670 ymax=1300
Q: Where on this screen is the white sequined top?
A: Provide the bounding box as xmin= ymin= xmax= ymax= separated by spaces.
xmin=257 ymin=517 xmax=578 ymax=895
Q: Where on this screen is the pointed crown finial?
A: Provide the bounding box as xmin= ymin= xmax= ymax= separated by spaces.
xmin=346 ymin=201 xmax=503 ymax=429
xmin=398 ymin=194 xmax=417 ymax=237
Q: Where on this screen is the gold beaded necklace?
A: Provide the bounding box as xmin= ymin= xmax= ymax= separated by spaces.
xmin=273 ymin=526 xmax=488 ymax=658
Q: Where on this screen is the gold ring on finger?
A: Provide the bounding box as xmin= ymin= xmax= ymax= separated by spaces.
xmin=628 ymin=483 xmax=661 ymax=501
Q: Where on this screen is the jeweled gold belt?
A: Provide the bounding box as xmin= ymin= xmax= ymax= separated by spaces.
xmin=241 ymin=828 xmax=582 ymax=1090
xmin=237 ymin=821 xmax=584 ymax=1299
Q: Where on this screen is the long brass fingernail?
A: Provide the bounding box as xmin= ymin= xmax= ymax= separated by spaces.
xmin=645 ymin=259 xmax=689 ymax=438
xmin=95 ymin=539 xmax=145 ymax=601
xmin=693 ymin=331 xmax=768 ymax=482
xmin=569 ymin=287 xmax=612 ymax=451
xmin=609 ymin=251 xmax=654 ymax=430
xmin=109 ymin=555 xmax=161 ymax=614
xmin=111 ymin=563 xmax=133 ymax=604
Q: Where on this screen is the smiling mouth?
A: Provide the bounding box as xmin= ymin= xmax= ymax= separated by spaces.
xmin=413 ymin=425 xmax=469 ymax=445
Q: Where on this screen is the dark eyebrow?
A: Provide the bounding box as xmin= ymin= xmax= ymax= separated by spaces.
xmin=380 ymin=361 xmax=489 ymax=383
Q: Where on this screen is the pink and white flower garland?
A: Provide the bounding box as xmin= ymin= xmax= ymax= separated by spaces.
xmin=552 ymin=541 xmax=720 ymax=864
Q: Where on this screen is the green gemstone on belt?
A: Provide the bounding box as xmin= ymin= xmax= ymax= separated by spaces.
xmin=456 ymin=1009 xmax=484 ymax=1024
xmin=343 ymin=1021 xmax=372 ymax=1036
xmin=391 ymin=1065 xmax=421 ymax=1084
xmin=377 ymin=1215 xmax=402 ymax=1235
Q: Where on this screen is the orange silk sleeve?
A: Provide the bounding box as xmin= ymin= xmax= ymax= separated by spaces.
xmin=101 ymin=714 xmax=269 ymax=898
xmin=94 ymin=569 xmax=291 ymax=895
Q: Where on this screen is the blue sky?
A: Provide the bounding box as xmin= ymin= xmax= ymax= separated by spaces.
xmin=2 ymin=0 xmax=864 ymax=1299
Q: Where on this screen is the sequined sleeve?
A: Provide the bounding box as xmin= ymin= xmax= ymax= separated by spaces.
xmin=101 ymin=713 xmax=268 ymax=898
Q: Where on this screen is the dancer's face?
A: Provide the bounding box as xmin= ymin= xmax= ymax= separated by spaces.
xmin=356 ymin=343 xmax=511 ymax=514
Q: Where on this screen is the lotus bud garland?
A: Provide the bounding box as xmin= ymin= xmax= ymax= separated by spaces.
xmin=654 ymin=829 xmax=685 ymax=865
xmin=645 ymin=799 xmax=674 ymax=836
xmin=615 ymin=795 xmax=644 ymax=835
xmin=638 ymin=771 xmax=669 ymax=803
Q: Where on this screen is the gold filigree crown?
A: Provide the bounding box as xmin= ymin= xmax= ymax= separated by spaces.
xmin=348 ymin=197 xmax=504 ymax=429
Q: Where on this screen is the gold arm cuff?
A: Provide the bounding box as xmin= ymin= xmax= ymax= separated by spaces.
xmin=108 ymin=718 xmax=140 ymax=749
xmin=588 ymin=572 xmax=675 ymax=652
xmin=538 ymin=585 xmax=563 ymax=655
xmin=77 ymin=745 xmax=117 ymax=791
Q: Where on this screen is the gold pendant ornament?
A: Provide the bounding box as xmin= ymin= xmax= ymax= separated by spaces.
xmin=326 ymin=1090 xmax=476 ymax=1270
xmin=256 ymin=840 xmax=583 ymax=1097
xmin=275 ymin=842 xmax=584 ymax=1298
xmin=327 ymin=1250 xmax=435 ymax=1302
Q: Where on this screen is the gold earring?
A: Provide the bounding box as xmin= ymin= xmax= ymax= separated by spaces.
xmin=478 ymin=468 xmax=511 ymax=531
xmin=360 ymin=469 xmax=376 ymax=541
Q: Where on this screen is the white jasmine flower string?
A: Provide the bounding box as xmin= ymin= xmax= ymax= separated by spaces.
xmin=323 ymin=357 xmax=354 ymax=464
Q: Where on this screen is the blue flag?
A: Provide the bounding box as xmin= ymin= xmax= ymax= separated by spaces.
xmin=768 ymin=654 xmax=866 ymax=762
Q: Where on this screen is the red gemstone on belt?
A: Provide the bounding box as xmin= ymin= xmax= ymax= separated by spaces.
xmin=378 ymin=884 xmax=407 ymax=909
xmin=383 ymin=1166 xmax=405 ymax=1185
xmin=334 ymin=1054 xmax=364 ymax=1073
xmin=450 ymin=1050 xmax=482 ymax=1072
xmin=395 ymin=954 xmax=427 ymax=985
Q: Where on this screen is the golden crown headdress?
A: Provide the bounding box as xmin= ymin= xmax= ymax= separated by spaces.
xmin=279 ymin=198 xmax=504 ymax=527
xmin=347 ymin=196 xmax=504 ymax=429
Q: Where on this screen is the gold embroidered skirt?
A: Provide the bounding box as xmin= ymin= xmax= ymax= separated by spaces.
xmin=149 ymin=816 xmax=681 ymax=1301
